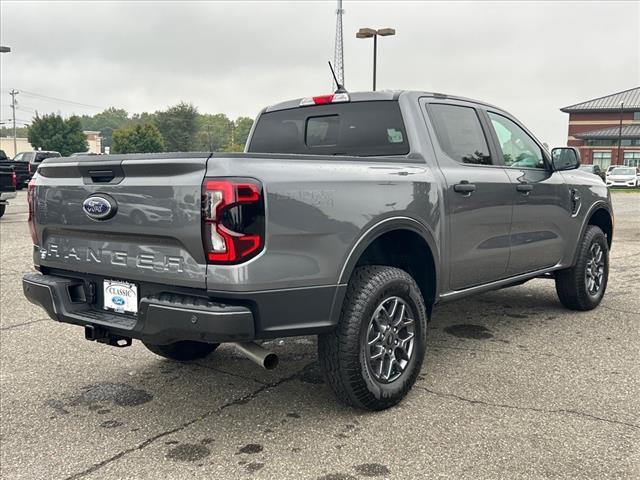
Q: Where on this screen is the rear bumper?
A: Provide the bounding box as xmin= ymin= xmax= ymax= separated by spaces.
xmin=22 ymin=273 xmax=255 ymax=345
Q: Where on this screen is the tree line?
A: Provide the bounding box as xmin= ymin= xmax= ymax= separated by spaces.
xmin=2 ymin=102 xmax=254 ymax=156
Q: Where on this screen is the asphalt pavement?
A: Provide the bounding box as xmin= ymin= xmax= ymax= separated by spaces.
xmin=1 ymin=191 xmax=638 ymax=480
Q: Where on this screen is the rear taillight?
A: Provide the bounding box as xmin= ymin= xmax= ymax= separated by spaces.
xmin=28 ymin=163 xmax=32 ymax=175
xmin=202 ymin=179 xmax=264 ymax=264
xmin=27 ymin=179 xmax=38 ymax=245
xmin=11 ymin=172 xmax=16 ymax=188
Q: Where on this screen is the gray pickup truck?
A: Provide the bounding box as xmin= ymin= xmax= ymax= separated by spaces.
xmin=23 ymin=91 xmax=613 ymax=410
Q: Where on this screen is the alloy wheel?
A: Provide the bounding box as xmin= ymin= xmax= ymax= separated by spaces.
xmin=585 ymin=243 xmax=605 ymax=296
xmin=365 ymin=296 xmax=416 ymax=383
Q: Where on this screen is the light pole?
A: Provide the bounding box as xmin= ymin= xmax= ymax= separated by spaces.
xmin=617 ymin=101 xmax=624 ymax=166
xmin=1 ymin=46 xmax=16 ymax=155
xmin=356 ymin=27 xmax=395 ymax=91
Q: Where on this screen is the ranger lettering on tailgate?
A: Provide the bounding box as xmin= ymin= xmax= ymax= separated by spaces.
xmin=41 ymin=243 xmax=184 ymax=272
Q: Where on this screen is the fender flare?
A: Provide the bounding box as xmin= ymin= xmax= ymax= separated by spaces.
xmin=571 ymin=200 xmax=614 ymax=265
xmin=337 ymin=216 xmax=440 ymax=290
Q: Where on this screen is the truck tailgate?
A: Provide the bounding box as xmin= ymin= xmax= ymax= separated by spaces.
xmin=33 ymin=154 xmax=209 ymax=289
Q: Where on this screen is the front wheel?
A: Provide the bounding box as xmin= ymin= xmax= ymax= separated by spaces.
xmin=318 ymin=266 xmax=428 ymax=410
xmin=144 ymin=341 xmax=219 ymax=361
xmin=555 ymin=225 xmax=609 ymax=311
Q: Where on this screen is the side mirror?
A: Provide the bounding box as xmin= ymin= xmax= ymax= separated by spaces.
xmin=551 ymin=147 xmax=580 ymax=171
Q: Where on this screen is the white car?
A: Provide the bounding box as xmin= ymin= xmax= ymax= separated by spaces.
xmin=606 ymin=166 xmax=640 ymax=188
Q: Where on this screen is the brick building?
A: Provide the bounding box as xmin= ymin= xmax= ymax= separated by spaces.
xmin=561 ymin=86 xmax=640 ymax=169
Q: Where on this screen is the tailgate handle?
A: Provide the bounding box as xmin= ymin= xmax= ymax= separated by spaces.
xmin=88 ymin=169 xmax=116 ymax=183
xmin=79 ymin=162 xmax=124 ymax=185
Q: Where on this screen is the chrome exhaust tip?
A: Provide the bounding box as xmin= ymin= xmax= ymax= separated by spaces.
xmin=232 ymin=342 xmax=279 ymax=370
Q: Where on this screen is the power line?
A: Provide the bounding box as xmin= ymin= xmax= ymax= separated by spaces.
xmin=17 ymin=89 xmax=104 ymax=110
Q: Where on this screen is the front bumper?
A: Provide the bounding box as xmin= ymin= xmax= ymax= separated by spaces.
xmin=0 ymin=191 xmax=16 ymax=202
xmin=22 ymin=273 xmax=255 ymax=345
xmin=606 ymin=179 xmax=638 ymax=187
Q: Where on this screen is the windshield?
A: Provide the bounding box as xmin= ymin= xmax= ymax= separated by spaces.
xmin=611 ymin=167 xmax=636 ymax=175
xmin=248 ymin=101 xmax=410 ymax=156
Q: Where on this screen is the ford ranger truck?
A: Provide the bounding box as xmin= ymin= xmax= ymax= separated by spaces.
xmin=23 ymin=91 xmax=613 ymax=410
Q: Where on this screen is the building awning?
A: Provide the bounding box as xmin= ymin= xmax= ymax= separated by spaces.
xmin=560 ymin=86 xmax=640 ymax=113
xmin=574 ymin=124 xmax=640 ymax=140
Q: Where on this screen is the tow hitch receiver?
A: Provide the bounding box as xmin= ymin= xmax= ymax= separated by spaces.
xmin=84 ymin=325 xmax=132 ymax=348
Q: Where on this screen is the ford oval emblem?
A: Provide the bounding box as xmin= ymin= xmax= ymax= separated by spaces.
xmin=83 ymin=195 xmax=116 ymax=220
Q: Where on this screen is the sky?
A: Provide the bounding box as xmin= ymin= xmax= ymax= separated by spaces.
xmin=1 ymin=0 xmax=638 ymax=147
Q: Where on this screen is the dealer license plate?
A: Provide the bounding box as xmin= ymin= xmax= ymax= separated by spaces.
xmin=103 ymin=280 xmax=138 ymax=314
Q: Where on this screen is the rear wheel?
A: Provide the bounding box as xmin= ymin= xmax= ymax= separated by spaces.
xmin=318 ymin=266 xmax=428 ymax=410
xmin=0 ymin=204 xmax=5 ymax=217
xmin=555 ymin=225 xmax=609 ymax=311
xmin=144 ymin=341 xmax=219 ymax=361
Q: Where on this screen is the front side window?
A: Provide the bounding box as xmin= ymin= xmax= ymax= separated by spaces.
xmin=428 ymin=104 xmax=492 ymax=165
xmin=487 ymin=112 xmax=545 ymax=169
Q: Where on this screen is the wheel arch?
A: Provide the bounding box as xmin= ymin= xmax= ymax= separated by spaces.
xmin=586 ymin=205 xmax=613 ymax=249
xmin=570 ymin=201 xmax=614 ymax=267
xmin=338 ymin=217 xmax=439 ymax=311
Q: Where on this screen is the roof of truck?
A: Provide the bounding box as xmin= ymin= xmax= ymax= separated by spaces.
xmin=264 ymin=90 xmax=502 ymax=113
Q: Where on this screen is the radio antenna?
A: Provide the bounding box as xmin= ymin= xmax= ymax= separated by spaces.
xmin=328 ymin=61 xmax=347 ymax=93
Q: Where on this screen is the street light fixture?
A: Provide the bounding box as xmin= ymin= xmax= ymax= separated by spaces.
xmin=356 ymin=27 xmax=395 ymax=91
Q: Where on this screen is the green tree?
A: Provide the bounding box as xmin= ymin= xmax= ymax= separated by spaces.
xmin=155 ymin=102 xmax=199 ymax=152
xmin=0 ymin=126 xmax=29 ymax=138
xmin=80 ymin=107 xmax=129 ymax=152
xmin=233 ymin=116 xmax=254 ymax=148
xmin=28 ymin=114 xmax=88 ymax=156
xmin=111 ymin=123 xmax=165 ymax=154
xmin=196 ymin=113 xmax=233 ymax=151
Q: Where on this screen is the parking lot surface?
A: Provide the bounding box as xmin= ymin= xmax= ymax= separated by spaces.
xmin=1 ymin=191 xmax=638 ymax=480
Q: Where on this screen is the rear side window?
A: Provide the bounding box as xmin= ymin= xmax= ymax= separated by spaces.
xmin=248 ymin=101 xmax=409 ymax=156
xmin=428 ymin=104 xmax=492 ymax=165
xmin=34 ymin=152 xmax=60 ymax=162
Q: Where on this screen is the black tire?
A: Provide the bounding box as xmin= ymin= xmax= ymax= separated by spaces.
xmin=16 ymin=185 xmax=24 ymax=191
xmin=318 ymin=266 xmax=428 ymax=410
xmin=0 ymin=204 xmax=5 ymax=217
xmin=555 ymin=225 xmax=609 ymax=311
xmin=143 ymin=341 xmax=219 ymax=361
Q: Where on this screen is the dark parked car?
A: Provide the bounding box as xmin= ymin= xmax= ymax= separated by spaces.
xmin=579 ymin=164 xmax=606 ymax=181
xmin=23 ymin=90 xmax=613 ymax=410
xmin=11 ymin=151 xmax=61 ymax=188
xmin=0 ymin=163 xmax=17 ymax=217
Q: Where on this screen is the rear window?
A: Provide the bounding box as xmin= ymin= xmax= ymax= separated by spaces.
xmin=248 ymin=101 xmax=409 ymax=156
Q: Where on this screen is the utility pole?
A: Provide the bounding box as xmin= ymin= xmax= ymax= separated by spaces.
xmin=9 ymin=89 xmax=19 ymax=156
xmin=617 ymin=101 xmax=624 ymax=166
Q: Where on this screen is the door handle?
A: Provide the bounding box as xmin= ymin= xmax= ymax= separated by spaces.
xmin=516 ymin=183 xmax=533 ymax=194
xmin=454 ymin=182 xmax=476 ymax=194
